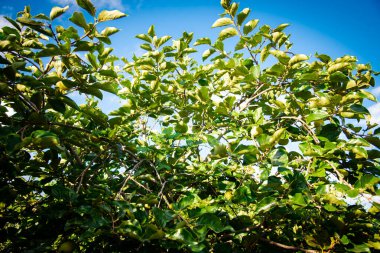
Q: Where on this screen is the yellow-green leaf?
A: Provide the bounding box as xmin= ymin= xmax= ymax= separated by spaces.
xmin=101 ymin=27 xmax=119 ymax=36
xmin=98 ymin=10 xmax=127 ymax=22
xmin=50 ymin=6 xmax=69 ymax=20
xmin=218 ymin=27 xmax=238 ymax=40
xmin=269 ymin=128 xmax=286 ymax=145
xmin=243 ymin=19 xmax=259 ymax=34
xmin=237 ymin=8 xmax=250 ymax=26
xmin=260 ymin=45 xmax=270 ymax=62
xmin=327 ymin=62 xmax=351 ymax=74
xmin=289 ymin=54 xmax=308 ymax=65
xmin=352 ymin=146 xmax=368 ymax=159
xmin=220 ymin=0 xmax=231 ymax=9
xmin=270 ymin=50 xmax=290 ymax=64
xmin=229 ymin=3 xmax=238 ymax=17
xmin=202 ymin=49 xmax=216 ymax=61
xmin=211 ymin=17 xmax=234 ymax=28
xmin=194 ymin=37 xmax=211 ymax=46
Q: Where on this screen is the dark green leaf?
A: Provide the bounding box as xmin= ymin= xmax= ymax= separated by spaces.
xmin=76 ymin=0 xmax=96 ymax=16
xmin=69 ymin=12 xmax=88 ymax=29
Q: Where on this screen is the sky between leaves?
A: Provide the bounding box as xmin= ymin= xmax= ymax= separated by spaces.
xmin=0 ymin=0 xmax=379 ymax=121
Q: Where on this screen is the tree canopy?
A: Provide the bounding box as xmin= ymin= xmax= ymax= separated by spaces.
xmin=0 ymin=0 xmax=379 ymax=252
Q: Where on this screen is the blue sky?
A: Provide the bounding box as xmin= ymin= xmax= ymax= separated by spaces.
xmin=0 ymin=0 xmax=379 ymax=119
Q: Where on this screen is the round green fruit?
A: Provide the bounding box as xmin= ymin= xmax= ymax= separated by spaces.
xmin=58 ymin=241 xmax=75 ymax=253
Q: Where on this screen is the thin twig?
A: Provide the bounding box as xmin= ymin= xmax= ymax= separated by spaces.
xmin=237 ymin=87 xmax=273 ymax=113
xmin=259 ymin=238 xmax=319 ymax=253
xmin=325 ymin=160 xmax=353 ymax=189
xmin=157 ymin=181 xmax=167 ymax=208
xmin=76 ymin=152 xmax=102 ymax=192
xmin=281 ymin=116 xmax=320 ymax=144
xmin=115 ymin=174 xmax=131 ymax=200
xmin=10 ymin=52 xmax=43 ymax=73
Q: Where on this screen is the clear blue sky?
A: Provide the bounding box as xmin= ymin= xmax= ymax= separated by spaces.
xmin=1 ymin=0 xmax=379 ymax=117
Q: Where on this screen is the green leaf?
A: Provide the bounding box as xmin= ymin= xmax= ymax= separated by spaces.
xmin=289 ymin=54 xmax=308 ymax=65
xmin=0 ymin=41 xmax=14 ymax=51
xmin=291 ymin=193 xmax=307 ymax=207
xmin=202 ymin=49 xmax=216 ymax=61
xmin=194 ymin=37 xmax=211 ymax=46
xmin=364 ymin=136 xmax=380 ymax=149
xmin=269 ymin=148 xmax=288 ymax=166
xmin=359 ymin=90 xmax=377 ymax=102
xmin=347 ymin=244 xmax=371 ymax=252
xmin=98 ymin=69 xmax=118 ymax=78
xmin=270 ymin=50 xmax=290 ymax=64
xmin=86 ymin=53 xmax=98 ymax=68
xmin=16 ymin=17 xmax=44 ymax=27
xmin=36 ymin=46 xmax=62 ymax=57
xmin=350 ymin=104 xmax=370 ymax=114
xmin=324 ymin=203 xmax=337 ymax=212
xmin=50 ymin=6 xmax=69 ymax=20
xmin=34 ymin=13 xmax=50 ymax=21
xmin=98 ymin=10 xmax=127 ymax=22
xmin=135 ymin=34 xmax=152 ymax=43
xmin=152 ymin=207 xmax=174 ymax=227
xmin=197 ymin=86 xmax=209 ymax=102
xmin=59 ymin=96 xmax=80 ymax=110
xmin=171 ymin=228 xmax=195 ymax=244
xmin=243 ymin=19 xmax=259 ymax=34
xmin=101 ymin=27 xmax=119 ymax=36
xmin=299 ymin=72 xmax=318 ymax=81
xmin=251 ymin=65 xmax=260 ymax=79
xmin=315 ymin=53 xmax=331 ymax=63
xmin=148 ymin=25 xmax=155 ymax=37
xmin=269 ymin=128 xmax=286 ymax=145
xmin=299 ymin=142 xmax=323 ymax=156
xmin=256 ymin=197 xmax=276 ymax=213
xmin=265 ymin=63 xmax=285 ymax=76
xmin=177 ymin=193 xmax=200 ymax=209
xmin=211 ymin=17 xmax=234 ymax=28
xmin=260 ymin=45 xmax=270 ymax=62
xmin=237 ymin=8 xmax=250 ymax=26
xmin=4 ymin=16 xmax=21 ymax=31
xmin=197 ymin=213 xmax=232 ymax=233
xmin=351 ymin=147 xmax=368 ymax=159
xmin=319 ymin=124 xmax=341 ymax=141
xmin=310 ymin=168 xmax=326 ymax=177
xmin=355 ymin=174 xmax=380 ymax=189
xmin=69 ymin=12 xmax=88 ymax=29
xmin=328 ymin=62 xmax=351 ymax=73
xmin=80 ymin=87 xmax=103 ymax=99
xmin=218 ymin=27 xmax=238 ymax=40
xmin=93 ymin=82 xmax=118 ymax=94
xmin=156 ymin=35 xmax=172 ymax=47
xmin=306 ymin=110 xmax=329 ymax=123
xmin=76 ymin=0 xmax=96 ymax=16
xmin=48 ymin=98 xmax=66 ymax=113
xmin=274 ymin=23 xmax=290 ymax=32
xmin=341 ymin=235 xmax=350 ymax=245
xmin=175 ymin=123 xmax=188 ymax=133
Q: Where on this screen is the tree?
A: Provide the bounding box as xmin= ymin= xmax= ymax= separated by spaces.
xmin=0 ymin=0 xmax=379 ymax=252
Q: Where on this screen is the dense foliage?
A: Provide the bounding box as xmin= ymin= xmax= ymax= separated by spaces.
xmin=1 ymin=0 xmax=379 ymax=252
